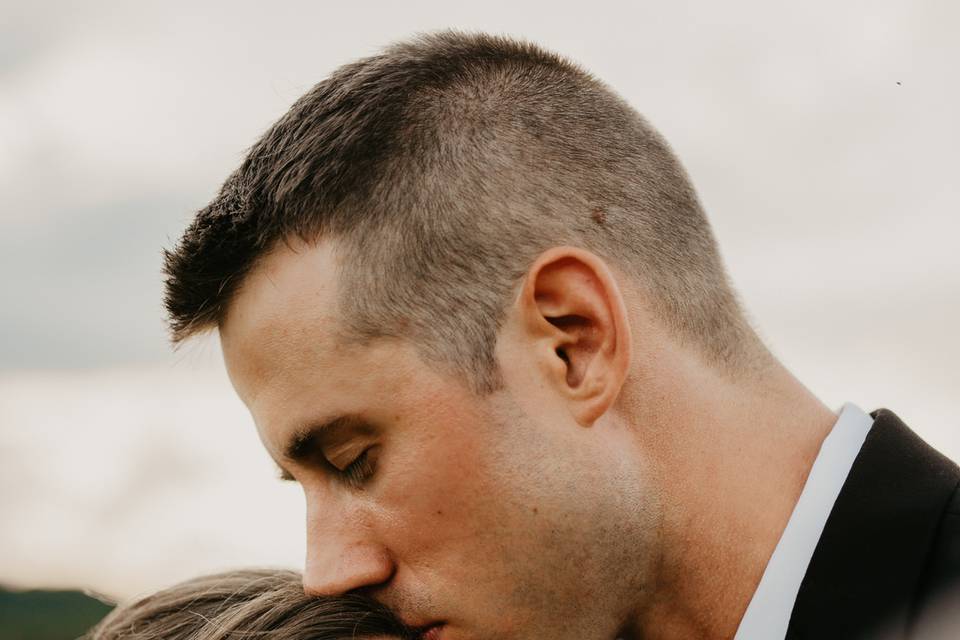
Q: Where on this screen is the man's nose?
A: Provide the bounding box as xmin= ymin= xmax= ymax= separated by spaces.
xmin=302 ymin=500 xmax=395 ymax=596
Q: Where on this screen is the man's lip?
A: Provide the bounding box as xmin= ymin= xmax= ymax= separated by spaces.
xmin=416 ymin=622 xmax=444 ymax=640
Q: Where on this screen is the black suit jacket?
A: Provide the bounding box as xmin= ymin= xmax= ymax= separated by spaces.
xmin=786 ymin=409 xmax=960 ymax=639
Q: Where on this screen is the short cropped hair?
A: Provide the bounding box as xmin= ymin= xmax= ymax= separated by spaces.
xmin=164 ymin=30 xmax=757 ymax=393
xmin=85 ymin=569 xmax=410 ymax=640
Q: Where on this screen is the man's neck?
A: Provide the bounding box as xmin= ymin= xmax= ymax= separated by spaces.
xmin=627 ymin=352 xmax=837 ymax=640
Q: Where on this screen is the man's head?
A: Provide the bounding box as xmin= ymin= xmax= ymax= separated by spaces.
xmin=164 ymin=31 xmax=769 ymax=640
xmin=164 ymin=30 xmax=757 ymax=394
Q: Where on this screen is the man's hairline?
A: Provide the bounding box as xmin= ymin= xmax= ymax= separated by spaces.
xmin=200 ymin=231 xmax=649 ymax=357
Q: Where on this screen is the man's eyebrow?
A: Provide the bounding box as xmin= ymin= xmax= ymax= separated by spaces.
xmin=274 ymin=414 xmax=365 ymax=481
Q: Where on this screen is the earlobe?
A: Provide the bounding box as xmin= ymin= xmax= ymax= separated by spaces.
xmin=518 ymin=247 xmax=632 ymax=427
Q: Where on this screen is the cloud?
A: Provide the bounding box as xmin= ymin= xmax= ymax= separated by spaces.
xmin=0 ymin=363 xmax=304 ymax=599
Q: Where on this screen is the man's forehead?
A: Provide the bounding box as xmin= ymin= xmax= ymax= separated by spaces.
xmin=219 ymin=239 xmax=348 ymax=395
xmin=224 ymin=239 xmax=342 ymax=333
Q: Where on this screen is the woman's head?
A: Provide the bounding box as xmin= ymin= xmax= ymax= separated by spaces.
xmin=86 ymin=569 xmax=412 ymax=639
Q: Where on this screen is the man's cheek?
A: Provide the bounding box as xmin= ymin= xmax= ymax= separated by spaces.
xmin=383 ymin=470 xmax=493 ymax=555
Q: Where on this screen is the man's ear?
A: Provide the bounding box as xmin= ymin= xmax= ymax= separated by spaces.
xmin=516 ymin=247 xmax=632 ymax=427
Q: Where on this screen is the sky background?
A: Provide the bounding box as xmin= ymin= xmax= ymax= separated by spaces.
xmin=1 ymin=0 xmax=958 ymax=601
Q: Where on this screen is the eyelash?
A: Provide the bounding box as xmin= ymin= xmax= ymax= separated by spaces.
xmin=339 ymin=448 xmax=376 ymax=487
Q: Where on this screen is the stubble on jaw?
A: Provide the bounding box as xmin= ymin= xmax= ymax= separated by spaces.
xmin=471 ymin=392 xmax=664 ymax=640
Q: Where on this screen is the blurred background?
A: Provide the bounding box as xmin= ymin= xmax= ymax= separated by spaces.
xmin=1 ymin=0 xmax=958 ymax=635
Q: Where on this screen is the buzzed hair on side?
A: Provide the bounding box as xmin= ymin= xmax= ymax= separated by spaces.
xmin=163 ymin=30 xmax=762 ymax=393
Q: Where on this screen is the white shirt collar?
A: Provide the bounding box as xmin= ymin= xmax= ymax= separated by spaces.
xmin=733 ymin=402 xmax=874 ymax=640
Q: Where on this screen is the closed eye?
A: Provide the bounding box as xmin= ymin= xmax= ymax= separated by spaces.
xmin=338 ymin=446 xmax=377 ymax=487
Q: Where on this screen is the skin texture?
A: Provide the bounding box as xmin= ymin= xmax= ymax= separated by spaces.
xmin=221 ymin=237 xmax=838 ymax=640
xmin=221 ymin=238 xmax=657 ymax=640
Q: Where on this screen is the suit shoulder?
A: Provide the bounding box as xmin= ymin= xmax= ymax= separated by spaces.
xmin=909 ymin=468 xmax=960 ymax=637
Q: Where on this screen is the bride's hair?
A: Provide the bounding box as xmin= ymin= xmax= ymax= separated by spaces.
xmin=85 ymin=568 xmax=411 ymax=639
